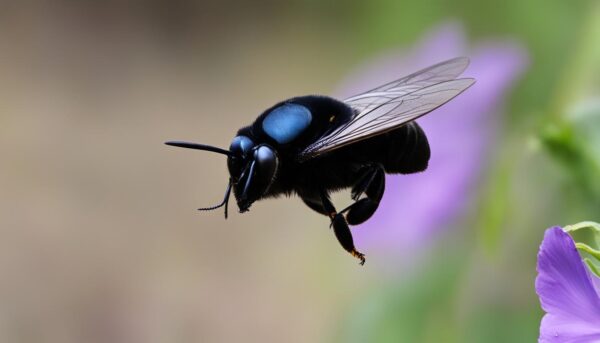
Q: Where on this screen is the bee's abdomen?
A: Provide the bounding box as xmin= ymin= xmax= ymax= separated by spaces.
xmin=373 ymin=122 xmax=431 ymax=174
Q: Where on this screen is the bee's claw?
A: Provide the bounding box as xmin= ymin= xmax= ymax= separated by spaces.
xmin=351 ymin=249 xmax=366 ymax=265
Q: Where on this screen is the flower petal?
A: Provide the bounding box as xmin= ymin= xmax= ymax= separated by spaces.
xmin=536 ymin=227 xmax=600 ymax=342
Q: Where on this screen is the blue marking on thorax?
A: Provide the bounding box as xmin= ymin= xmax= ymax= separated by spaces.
xmin=262 ymin=103 xmax=312 ymax=144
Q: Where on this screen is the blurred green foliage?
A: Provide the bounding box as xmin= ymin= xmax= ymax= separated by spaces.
xmin=337 ymin=251 xmax=541 ymax=342
xmin=337 ymin=255 xmax=465 ymax=343
xmin=317 ymin=0 xmax=600 ymax=342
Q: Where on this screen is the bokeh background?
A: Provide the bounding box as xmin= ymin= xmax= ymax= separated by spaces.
xmin=1 ymin=1 xmax=599 ymax=342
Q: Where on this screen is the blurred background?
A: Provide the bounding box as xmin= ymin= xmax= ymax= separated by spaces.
xmin=1 ymin=1 xmax=599 ymax=342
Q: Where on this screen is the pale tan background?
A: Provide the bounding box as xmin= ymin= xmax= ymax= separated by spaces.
xmin=0 ymin=2 xmax=380 ymax=342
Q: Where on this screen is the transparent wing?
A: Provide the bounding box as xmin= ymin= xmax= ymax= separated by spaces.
xmin=299 ymin=67 xmax=475 ymax=160
xmin=344 ymin=57 xmax=470 ymax=118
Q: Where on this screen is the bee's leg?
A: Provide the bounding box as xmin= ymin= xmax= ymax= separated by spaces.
xmin=300 ymin=194 xmax=328 ymax=215
xmin=350 ymin=164 xmax=385 ymax=200
xmin=319 ymin=190 xmax=366 ymax=265
xmin=344 ymin=165 xmax=385 ymax=225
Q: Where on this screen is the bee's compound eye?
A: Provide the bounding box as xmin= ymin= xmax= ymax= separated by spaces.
xmin=229 ymin=135 xmax=254 ymax=157
xmin=228 ymin=135 xmax=254 ymax=182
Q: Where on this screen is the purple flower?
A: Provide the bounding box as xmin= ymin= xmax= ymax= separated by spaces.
xmin=335 ymin=23 xmax=528 ymax=253
xmin=536 ymin=227 xmax=600 ymax=342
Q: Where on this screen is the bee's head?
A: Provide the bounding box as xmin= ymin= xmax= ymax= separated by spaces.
xmin=227 ymin=135 xmax=278 ymax=212
xmin=165 ymin=136 xmax=275 ymax=217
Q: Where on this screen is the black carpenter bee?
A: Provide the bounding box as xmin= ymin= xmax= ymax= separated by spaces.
xmin=166 ymin=57 xmax=474 ymax=264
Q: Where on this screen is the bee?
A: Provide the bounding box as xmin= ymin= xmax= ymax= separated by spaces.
xmin=166 ymin=57 xmax=474 ymax=264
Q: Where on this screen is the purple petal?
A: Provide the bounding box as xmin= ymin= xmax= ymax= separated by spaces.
xmin=536 ymin=227 xmax=600 ymax=342
xmin=335 ymin=22 xmax=528 ymax=252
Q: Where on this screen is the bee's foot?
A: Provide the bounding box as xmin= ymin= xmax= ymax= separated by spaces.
xmin=351 ymin=249 xmax=366 ymax=265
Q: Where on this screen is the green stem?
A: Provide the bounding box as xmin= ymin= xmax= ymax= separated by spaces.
xmin=563 ymin=222 xmax=600 ymax=277
xmin=575 ymin=242 xmax=600 ymax=261
xmin=563 ymin=221 xmax=600 ymax=234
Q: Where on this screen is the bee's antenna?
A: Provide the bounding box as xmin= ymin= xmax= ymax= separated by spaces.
xmin=198 ymin=180 xmax=232 ymax=219
xmin=165 ymin=141 xmax=233 ymax=157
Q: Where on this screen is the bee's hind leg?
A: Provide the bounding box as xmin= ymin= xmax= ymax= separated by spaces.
xmin=318 ymin=190 xmax=366 ymax=265
xmin=342 ymin=164 xmax=385 ymax=225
